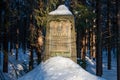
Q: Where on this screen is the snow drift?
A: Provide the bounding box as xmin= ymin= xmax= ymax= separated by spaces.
xmin=18 ymin=56 xmax=106 ymax=80
xmin=49 ymin=5 xmax=72 ymax=15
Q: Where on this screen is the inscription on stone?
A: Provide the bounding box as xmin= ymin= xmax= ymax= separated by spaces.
xmin=49 ymin=20 xmax=71 ymax=57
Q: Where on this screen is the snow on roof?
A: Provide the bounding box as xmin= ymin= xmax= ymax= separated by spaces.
xmin=49 ymin=5 xmax=73 ymax=15
xmin=18 ymin=56 xmax=106 ymax=80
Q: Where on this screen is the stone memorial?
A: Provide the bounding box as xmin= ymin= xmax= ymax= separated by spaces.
xmin=44 ymin=5 xmax=77 ymax=62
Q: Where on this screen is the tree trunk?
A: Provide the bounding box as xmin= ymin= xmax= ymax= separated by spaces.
xmin=29 ymin=46 xmax=34 ymax=71
xmin=107 ymin=0 xmax=111 ymax=70
xmin=10 ymin=26 xmax=14 ymax=55
xmin=81 ymin=34 xmax=86 ymax=69
xmin=76 ymin=31 xmax=81 ymax=59
xmin=81 ymin=36 xmax=86 ymax=60
xmin=3 ymin=18 xmax=8 ymax=73
xmin=91 ymin=0 xmax=96 ymax=60
xmin=2 ymin=0 xmax=9 ymax=73
xmin=0 ymin=0 xmax=1 ymax=26
xmin=96 ymin=0 xmax=103 ymax=76
xmin=0 ymin=1 xmax=2 ymax=66
xmin=28 ymin=15 xmax=35 ymax=70
xmin=3 ymin=48 xmax=8 ymax=73
xmin=116 ymin=0 xmax=120 ymax=80
xmin=93 ymin=30 xmax=96 ymax=59
xmin=36 ymin=30 xmax=44 ymax=64
xmin=16 ymin=28 xmax=19 ymax=60
xmin=85 ymin=29 xmax=88 ymax=56
xmin=23 ymin=18 xmax=27 ymax=54
xmin=90 ymin=28 xmax=93 ymax=59
xmin=36 ymin=46 xmax=42 ymax=64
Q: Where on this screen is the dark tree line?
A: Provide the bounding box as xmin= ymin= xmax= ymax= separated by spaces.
xmin=0 ymin=0 xmax=45 ymax=72
xmin=70 ymin=0 xmax=120 ymax=79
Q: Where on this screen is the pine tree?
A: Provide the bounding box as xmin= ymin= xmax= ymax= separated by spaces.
xmin=34 ymin=0 xmax=60 ymax=63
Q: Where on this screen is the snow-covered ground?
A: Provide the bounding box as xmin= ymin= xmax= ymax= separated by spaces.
xmin=0 ymin=48 xmax=37 ymax=80
xmin=86 ymin=49 xmax=117 ymax=80
xmin=18 ymin=56 xmax=105 ymax=80
xmin=0 ymin=47 xmax=117 ymax=80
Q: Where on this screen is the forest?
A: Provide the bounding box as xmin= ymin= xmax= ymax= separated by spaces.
xmin=0 ymin=0 xmax=120 ymax=80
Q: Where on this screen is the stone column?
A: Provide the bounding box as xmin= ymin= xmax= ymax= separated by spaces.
xmin=44 ymin=5 xmax=77 ymax=62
